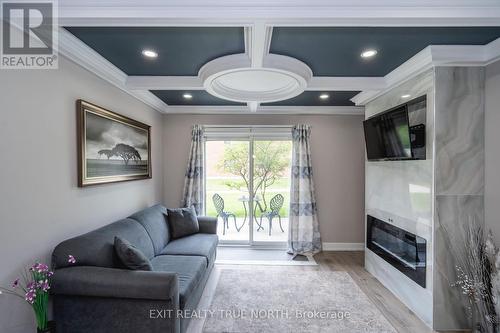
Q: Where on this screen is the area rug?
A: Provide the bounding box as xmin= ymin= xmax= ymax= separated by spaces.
xmin=202 ymin=269 xmax=396 ymax=333
xmin=215 ymin=248 xmax=317 ymax=266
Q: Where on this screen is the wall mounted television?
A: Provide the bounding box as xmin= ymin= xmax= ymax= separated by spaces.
xmin=363 ymin=96 xmax=426 ymax=161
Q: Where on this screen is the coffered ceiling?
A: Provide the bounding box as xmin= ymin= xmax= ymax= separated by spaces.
xmin=56 ymin=0 xmax=500 ymax=114
xmin=270 ymin=27 xmax=500 ymax=77
xmin=66 ymin=27 xmax=245 ymax=76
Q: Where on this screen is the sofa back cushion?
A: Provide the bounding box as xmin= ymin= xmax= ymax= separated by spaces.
xmin=166 ymin=207 xmax=199 ymax=239
xmin=114 ymin=236 xmax=153 ymax=271
xmin=52 ymin=218 xmax=154 ymax=269
xmin=128 ymin=204 xmax=170 ymax=255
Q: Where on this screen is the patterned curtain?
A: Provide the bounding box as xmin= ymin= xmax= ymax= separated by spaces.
xmin=288 ymin=125 xmax=322 ymax=255
xmin=181 ymin=125 xmax=205 ymax=215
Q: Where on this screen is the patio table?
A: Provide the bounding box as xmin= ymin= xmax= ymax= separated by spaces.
xmin=238 ymin=195 xmax=264 ymax=231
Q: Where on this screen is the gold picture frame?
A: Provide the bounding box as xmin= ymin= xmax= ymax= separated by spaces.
xmin=77 ymin=100 xmax=152 ymax=187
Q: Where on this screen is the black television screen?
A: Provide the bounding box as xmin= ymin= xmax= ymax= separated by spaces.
xmin=363 ymin=106 xmax=412 ymax=160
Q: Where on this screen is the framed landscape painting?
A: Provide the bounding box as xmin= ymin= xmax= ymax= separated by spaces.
xmin=77 ymin=100 xmax=151 ymax=187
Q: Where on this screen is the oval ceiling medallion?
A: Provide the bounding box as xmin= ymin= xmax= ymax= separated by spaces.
xmin=199 ymin=54 xmax=313 ymax=103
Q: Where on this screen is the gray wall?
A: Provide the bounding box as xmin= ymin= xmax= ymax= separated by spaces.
xmin=485 ymin=60 xmax=500 ymax=244
xmin=0 ymin=57 xmax=164 ymax=333
xmin=162 ymin=114 xmax=366 ymax=244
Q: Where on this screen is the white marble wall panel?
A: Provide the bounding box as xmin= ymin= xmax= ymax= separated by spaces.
xmin=365 ymin=71 xmax=435 ymax=328
xmin=434 ymin=195 xmax=484 ymax=330
xmin=433 ymin=67 xmax=485 ymax=331
xmin=366 ymin=160 xmax=433 ymax=227
xmin=365 ymin=249 xmax=433 ymax=327
xmin=435 ymin=67 xmax=485 ymax=196
xmin=365 ymin=66 xmax=485 ymax=332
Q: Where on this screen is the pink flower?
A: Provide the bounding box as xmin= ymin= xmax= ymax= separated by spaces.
xmin=68 ymin=255 xmax=76 ymax=264
xmin=26 ymin=281 xmax=35 ymax=291
xmin=30 ymin=262 xmax=49 ymax=273
xmin=39 ymin=280 xmax=50 ymax=292
xmin=11 ymin=278 xmax=19 ymax=289
xmin=25 ymin=289 xmax=36 ymax=304
xmin=37 ymin=263 xmax=49 ymax=273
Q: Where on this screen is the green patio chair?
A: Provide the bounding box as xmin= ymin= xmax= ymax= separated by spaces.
xmin=212 ymin=193 xmax=239 ymax=235
xmin=259 ymin=194 xmax=285 ymax=236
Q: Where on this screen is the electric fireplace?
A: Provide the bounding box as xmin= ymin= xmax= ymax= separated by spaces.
xmin=366 ymin=215 xmax=426 ymax=287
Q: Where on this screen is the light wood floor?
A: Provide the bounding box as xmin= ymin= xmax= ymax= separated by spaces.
xmin=208 ymin=251 xmax=439 ymax=333
xmin=313 ymin=251 xmax=434 ymax=333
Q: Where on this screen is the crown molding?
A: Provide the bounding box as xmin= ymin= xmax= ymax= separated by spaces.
xmin=484 ymin=37 xmax=500 ymax=65
xmin=351 ymin=37 xmax=500 ymax=105
xmin=58 ymin=27 xmax=169 ymax=112
xmin=58 ymin=1 xmax=500 ymax=27
xmin=165 ymin=105 xmax=364 ymax=115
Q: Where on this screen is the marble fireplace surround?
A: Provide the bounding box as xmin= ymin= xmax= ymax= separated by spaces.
xmin=364 ymin=67 xmax=485 ymax=331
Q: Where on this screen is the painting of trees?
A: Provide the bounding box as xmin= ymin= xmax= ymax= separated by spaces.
xmin=97 ymin=144 xmax=142 ymax=165
xmin=97 ymin=149 xmax=113 ymax=159
xmin=80 ymin=100 xmax=151 ymax=186
xmin=111 ymin=143 xmax=142 ymax=165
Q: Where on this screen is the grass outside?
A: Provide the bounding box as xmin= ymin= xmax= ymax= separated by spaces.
xmin=206 ymin=177 xmax=290 ymax=218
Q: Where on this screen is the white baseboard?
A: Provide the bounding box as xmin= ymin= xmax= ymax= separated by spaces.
xmin=322 ymin=242 xmax=365 ymax=251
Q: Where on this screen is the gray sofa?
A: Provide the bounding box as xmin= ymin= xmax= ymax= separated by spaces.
xmin=51 ymin=204 xmax=218 ymax=333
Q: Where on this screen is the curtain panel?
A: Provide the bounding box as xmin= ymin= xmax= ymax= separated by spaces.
xmin=181 ymin=125 xmax=205 ymax=215
xmin=288 ymin=124 xmax=322 ymax=255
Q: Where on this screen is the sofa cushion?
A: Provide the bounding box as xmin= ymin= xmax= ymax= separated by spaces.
xmin=114 ymin=237 xmax=153 ymax=271
xmin=128 ymin=204 xmax=170 ymax=255
xmin=160 ymin=234 xmax=218 ymax=267
xmin=150 ymin=255 xmax=206 ymax=309
xmin=166 ymin=207 xmax=199 ymax=239
xmin=52 ymin=219 xmax=155 ymax=269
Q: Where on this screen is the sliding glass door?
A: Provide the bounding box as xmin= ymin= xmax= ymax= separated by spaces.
xmin=206 ymin=140 xmax=251 ymax=243
xmin=204 ymin=129 xmax=292 ymax=247
xmin=252 ymin=140 xmax=292 ymax=243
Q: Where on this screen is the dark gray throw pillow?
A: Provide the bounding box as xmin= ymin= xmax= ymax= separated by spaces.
xmin=166 ymin=206 xmax=199 ymax=239
xmin=114 ymin=236 xmax=153 ymax=271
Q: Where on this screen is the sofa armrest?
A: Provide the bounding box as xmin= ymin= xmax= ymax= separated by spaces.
xmin=197 ymin=216 xmax=218 ymax=234
xmin=51 ymin=266 xmax=178 ymax=301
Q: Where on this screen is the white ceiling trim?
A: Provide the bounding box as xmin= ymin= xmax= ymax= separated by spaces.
xmin=483 ymin=37 xmax=500 ymax=65
xmin=164 ymin=105 xmax=364 ymax=115
xmin=307 ymin=77 xmax=386 ymax=91
xmin=58 ymin=27 xmax=169 ymax=112
xmin=248 ymin=22 xmax=273 ymax=68
xmin=351 ymin=37 xmax=500 ymax=105
xmin=248 ymin=101 xmax=260 ymax=112
xmin=63 ymin=29 xmax=500 ymax=113
xmin=126 ymin=76 xmax=386 ymax=91
xmin=126 ymin=76 xmax=204 ymax=90
xmin=58 ymin=1 xmax=500 ymax=27
xmin=199 ymin=53 xmax=312 ymax=104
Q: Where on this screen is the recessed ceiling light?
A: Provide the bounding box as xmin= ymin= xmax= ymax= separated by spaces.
xmin=401 ymin=94 xmax=411 ymax=99
xmin=142 ymin=49 xmax=158 ymax=58
xmin=319 ymin=93 xmax=330 ymax=100
xmin=361 ymin=49 xmax=378 ymax=58
xmin=183 ymin=93 xmax=193 ymax=99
